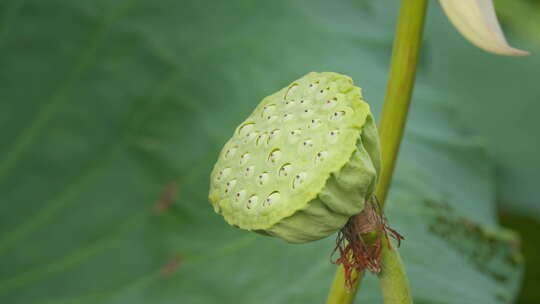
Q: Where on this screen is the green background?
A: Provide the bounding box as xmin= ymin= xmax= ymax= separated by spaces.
xmin=0 ymin=0 xmax=538 ymax=303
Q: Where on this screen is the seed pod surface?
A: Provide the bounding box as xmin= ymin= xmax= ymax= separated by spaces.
xmin=209 ymin=72 xmax=381 ymax=243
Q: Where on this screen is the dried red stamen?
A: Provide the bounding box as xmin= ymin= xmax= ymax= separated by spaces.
xmin=331 ymin=197 xmax=404 ymax=289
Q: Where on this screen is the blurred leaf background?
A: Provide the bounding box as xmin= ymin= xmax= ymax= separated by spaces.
xmin=0 ymin=0 xmax=538 ymax=303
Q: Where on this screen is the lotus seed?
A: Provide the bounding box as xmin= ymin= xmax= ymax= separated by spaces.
xmin=265 ymin=191 xmax=280 ymax=206
xmin=278 ymin=163 xmax=292 ymax=177
xmin=315 ymin=151 xmax=328 ymax=165
xmin=268 ymin=129 xmax=281 ymax=144
xmin=258 ymin=172 xmax=269 ymax=186
xmin=216 ymin=167 xmax=231 ymax=181
xmin=224 ymin=147 xmax=237 ymax=159
xmin=226 ymin=179 xmax=237 ymax=190
xmin=289 ymin=129 xmax=302 ymax=143
xmin=268 ymin=149 xmax=282 ymax=164
xmin=286 ymin=84 xmax=298 ymax=98
xmin=323 ymin=97 xmax=338 ymax=109
xmin=285 ymin=100 xmax=295 ymax=107
xmin=238 ymin=123 xmax=254 ymax=136
xmin=292 ymin=172 xmax=307 ymax=189
xmin=240 ymin=153 xmax=251 ymax=165
xmin=256 ymin=133 xmax=267 ymax=146
xmin=308 ymin=119 xmax=322 ymax=129
xmin=302 ymin=109 xmax=313 ymax=117
xmin=247 ymin=195 xmax=258 ymax=209
xmin=328 ymin=130 xmax=340 ymax=143
xmin=300 ymin=139 xmax=314 ymax=152
xmin=282 ymin=113 xmax=294 ymax=121
xmin=244 ymin=132 xmax=258 ymax=143
xmin=245 ymin=166 xmax=255 ymax=177
xmin=235 ymin=190 xmax=246 ymax=202
xmin=262 ymin=104 xmax=276 ymax=116
xmin=330 ymin=111 xmax=346 ymax=121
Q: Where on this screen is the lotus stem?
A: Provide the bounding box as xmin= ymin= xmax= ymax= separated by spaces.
xmin=326 ymin=0 xmax=428 ymax=303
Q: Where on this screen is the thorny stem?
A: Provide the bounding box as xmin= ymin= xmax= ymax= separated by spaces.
xmin=326 ymin=0 xmax=428 ymax=303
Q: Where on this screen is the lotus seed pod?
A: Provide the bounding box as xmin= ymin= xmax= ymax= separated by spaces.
xmin=209 ymin=72 xmax=381 ymax=243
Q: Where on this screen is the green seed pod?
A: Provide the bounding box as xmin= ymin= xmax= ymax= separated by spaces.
xmin=209 ymin=72 xmax=381 ymax=243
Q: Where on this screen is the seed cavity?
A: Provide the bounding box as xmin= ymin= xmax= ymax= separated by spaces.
xmin=268 ymin=149 xmax=282 ymax=164
xmin=299 ymin=139 xmax=314 ymax=152
xmin=224 ymin=146 xmax=238 ymax=159
xmin=226 ymin=179 xmax=237 ymax=191
xmin=258 ymin=172 xmax=269 ymax=186
xmin=299 ymin=99 xmax=311 ymax=106
xmin=285 ymin=84 xmax=299 ymax=100
xmin=285 ymin=100 xmax=296 ymax=107
xmin=255 ymin=133 xmax=267 ymax=146
xmin=268 ymin=129 xmax=281 ymax=144
xmin=216 ymin=167 xmax=231 ymax=181
xmin=238 ymin=122 xmax=255 ymax=136
xmin=235 ymin=190 xmax=246 ymax=202
xmin=266 ymin=115 xmax=278 ymax=122
xmin=224 ymin=178 xmax=237 ymax=194
xmin=308 ymin=119 xmax=322 ymax=129
xmin=240 ymin=152 xmax=251 ymax=165
xmin=264 ymin=191 xmax=281 ymax=207
xmin=244 ymin=165 xmax=255 ymax=177
xmin=303 ymin=139 xmax=313 ymax=146
xmin=323 ymin=97 xmax=338 ymax=109
xmin=246 ymin=195 xmax=258 ymax=209
xmin=278 ymin=163 xmax=292 ymax=177
xmin=330 ymin=110 xmax=346 ymax=121
xmin=262 ymin=104 xmax=276 ymax=117
xmin=302 ymin=109 xmax=313 ymax=117
xmin=319 ymin=87 xmax=330 ymax=97
xmin=243 ymin=131 xmax=258 ymax=143
xmin=328 ymin=129 xmax=340 ymax=143
xmin=288 ymin=129 xmax=302 ymax=143
xmin=315 ymin=151 xmax=328 ymax=164
xmin=292 ymin=172 xmax=307 ymax=189
xmin=282 ymin=113 xmax=294 ymax=122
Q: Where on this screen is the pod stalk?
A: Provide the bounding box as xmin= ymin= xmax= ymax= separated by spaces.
xmin=326 ymin=0 xmax=428 ymax=303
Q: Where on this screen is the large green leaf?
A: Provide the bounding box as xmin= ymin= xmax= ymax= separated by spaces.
xmin=0 ymin=1 xmax=523 ymax=303
xmin=425 ymin=2 xmax=540 ymax=301
xmin=424 ymin=2 xmax=540 ymax=217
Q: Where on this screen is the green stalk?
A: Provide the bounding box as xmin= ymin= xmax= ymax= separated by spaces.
xmin=326 ymin=0 xmax=428 ymax=303
xmin=376 ymin=0 xmax=428 ymax=207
